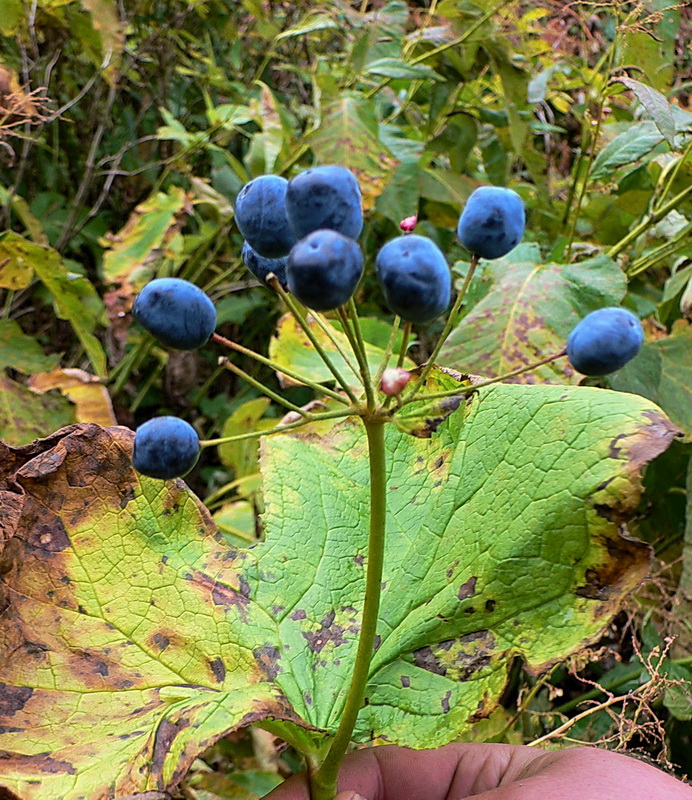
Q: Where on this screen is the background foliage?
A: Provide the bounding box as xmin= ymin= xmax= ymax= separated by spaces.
xmin=0 ymin=0 xmax=691 ymax=796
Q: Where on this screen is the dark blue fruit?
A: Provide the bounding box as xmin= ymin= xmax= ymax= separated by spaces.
xmin=242 ymin=241 xmax=288 ymax=288
xmin=235 ymin=174 xmax=296 ymax=259
xmin=132 ymin=416 xmax=200 ymax=480
xmin=133 ymin=278 xmax=216 ymax=350
xmin=287 ymin=229 xmax=363 ymax=311
xmin=286 ymin=165 xmax=363 ymax=241
xmin=457 ymin=186 xmax=525 ymax=260
xmin=567 ymin=307 xmax=643 ymax=376
xmin=375 ymin=235 xmax=451 ymax=323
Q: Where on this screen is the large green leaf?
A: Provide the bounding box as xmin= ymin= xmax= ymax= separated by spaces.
xmin=0 ymin=383 xmax=677 ymax=798
xmin=438 ymin=244 xmax=627 ymax=383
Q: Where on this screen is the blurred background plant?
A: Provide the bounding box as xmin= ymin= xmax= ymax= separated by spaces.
xmin=0 ymin=0 xmax=691 ymax=795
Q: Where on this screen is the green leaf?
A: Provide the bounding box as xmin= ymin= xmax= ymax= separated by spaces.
xmin=591 ymin=121 xmax=665 ymax=182
xmin=0 ymin=319 xmax=61 ymax=374
xmin=0 ymin=233 xmax=107 ymax=377
xmin=310 ymin=91 xmax=398 ymax=209
xmin=439 ymin=245 xmax=627 ymax=383
xmin=0 ymin=376 xmax=75 ymax=445
xmin=615 ymin=78 xmax=677 ymax=148
xmin=364 ymin=57 xmax=442 ymax=81
xmin=0 ymin=387 xmax=677 ymax=796
xmin=0 ymin=232 xmax=36 ymax=289
xmin=269 ymin=313 xmax=415 ymax=389
xmin=609 ymin=320 xmax=692 ymax=437
xmin=218 ymin=397 xmax=273 ymax=489
xmin=102 ymin=187 xmax=190 ymax=284
xmin=275 ymin=13 xmax=339 ymax=40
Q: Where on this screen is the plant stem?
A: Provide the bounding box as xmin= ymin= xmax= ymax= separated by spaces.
xmin=339 ymin=300 xmax=375 ymax=411
xmin=403 ymin=254 xmax=479 ymax=401
xmin=608 ymin=183 xmax=692 ymax=260
xmin=218 ymin=357 xmax=311 ymax=417
xmin=200 ymin=409 xmax=352 ymax=447
xmin=396 ymin=321 xmax=411 ymax=369
xmin=211 ymin=333 xmax=349 ymax=405
xmin=311 ymin=312 xmax=361 ymax=382
xmin=269 ymin=278 xmax=359 ymax=404
xmin=309 ymin=419 xmax=387 ymax=800
xmin=372 ymin=315 xmax=401 ymax=387
xmin=407 ymin=349 xmax=568 ymax=403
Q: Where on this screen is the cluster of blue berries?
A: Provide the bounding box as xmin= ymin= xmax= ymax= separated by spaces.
xmin=129 ymin=165 xmax=644 ymax=480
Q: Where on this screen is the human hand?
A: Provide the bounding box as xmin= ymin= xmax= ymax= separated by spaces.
xmin=266 ymin=743 xmax=692 ymax=800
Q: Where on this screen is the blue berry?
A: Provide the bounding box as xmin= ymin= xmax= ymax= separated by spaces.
xmin=242 ymin=241 xmax=288 ymax=288
xmin=286 ymin=165 xmax=363 ymax=241
xmin=457 ymin=186 xmax=525 ymax=260
xmin=287 ymin=229 xmax=363 ymax=311
xmin=235 ymin=174 xmax=296 ymax=259
xmin=375 ymin=235 xmax=451 ymax=323
xmin=133 ymin=278 xmax=216 ymax=350
xmin=567 ymin=307 xmax=644 ymax=376
xmin=133 ymin=416 xmax=200 ymax=480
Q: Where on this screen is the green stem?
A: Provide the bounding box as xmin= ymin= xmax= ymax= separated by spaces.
xmin=608 ymin=183 xmax=692 ymax=260
xmin=311 ymin=312 xmax=362 ymax=382
xmin=201 ymin=409 xmax=352 ymax=448
xmin=212 ymin=333 xmax=349 ymax=405
xmin=339 ymin=301 xmax=375 ymax=411
xmin=403 ymin=254 xmax=479 ymax=402
xmin=626 ymin=221 xmax=692 ymax=277
xmin=396 ymin=321 xmax=411 ymax=369
xmin=219 ymin=357 xmax=311 ymax=417
xmin=372 ymin=315 xmax=401 ymax=387
xmin=406 ymin=349 xmax=567 ymax=404
xmin=269 ymin=278 xmax=359 ymax=404
xmin=310 ymin=419 xmax=387 ymax=800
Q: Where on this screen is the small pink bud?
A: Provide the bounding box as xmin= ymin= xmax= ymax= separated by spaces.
xmin=399 ymin=215 xmax=417 ymax=233
xmin=380 ymin=367 xmax=412 ymax=396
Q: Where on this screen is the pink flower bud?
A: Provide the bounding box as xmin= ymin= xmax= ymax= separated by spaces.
xmin=380 ymin=367 xmax=412 ymax=396
xmin=399 ymin=215 xmax=417 ymax=234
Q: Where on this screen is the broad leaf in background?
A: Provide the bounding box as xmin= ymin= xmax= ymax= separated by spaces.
xmin=438 ymin=244 xmax=627 ymax=383
xmin=0 ymin=377 xmax=75 ymax=445
xmin=0 ymin=233 xmax=107 ymax=377
xmin=28 ymin=369 xmax=117 ymax=426
xmin=310 ymin=91 xmax=398 ymax=209
xmin=609 ymin=320 xmax=692 ymax=438
xmin=269 ymin=313 xmax=415 ymax=389
xmin=0 ymin=319 xmax=61 ymax=373
xmin=101 ymin=187 xmax=192 ymax=284
xmin=0 ymin=384 xmax=678 ymax=798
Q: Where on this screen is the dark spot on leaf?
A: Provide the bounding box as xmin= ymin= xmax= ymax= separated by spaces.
xmin=271 ymin=605 xmax=285 ymax=616
xmin=433 ymin=456 xmax=444 ymax=469
xmin=458 ymin=576 xmax=477 ymax=600
xmin=441 ymin=690 xmax=452 ymax=713
xmin=0 ymin=685 xmax=33 ymax=717
xmin=290 ymin=609 xmax=307 ymax=621
xmin=608 ymin=433 xmax=627 ymax=459
xmin=354 ymin=554 xmax=364 ymax=566
xmin=254 ymin=645 xmax=281 ymax=680
xmin=304 ymin=692 xmax=312 ymax=706
xmin=59 ymin=575 xmax=71 ymax=585
xmin=152 ymin=718 xmax=187 ymax=777
xmin=77 ymin=605 xmax=86 ymax=614
xmin=373 ymin=635 xmax=381 ymax=651
xmin=401 ymin=675 xmax=411 ymax=688
xmin=485 ymin=599 xmax=496 ymax=612
xmin=24 ymin=641 xmax=49 ymax=659
xmin=152 ymin=633 xmax=170 ymax=651
xmin=464 ymin=607 xmax=475 ymax=614
xmin=119 ymin=680 xmax=135 ymax=689
xmin=119 ymin=486 xmax=136 ymax=508
xmin=22 ymin=498 xmax=70 ymax=553
xmin=0 ymin=751 xmax=77 ymax=775
xmin=209 ymin=657 xmax=226 ymax=683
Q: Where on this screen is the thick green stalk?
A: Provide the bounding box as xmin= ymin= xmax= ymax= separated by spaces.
xmin=309 ymin=419 xmax=387 ymax=800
